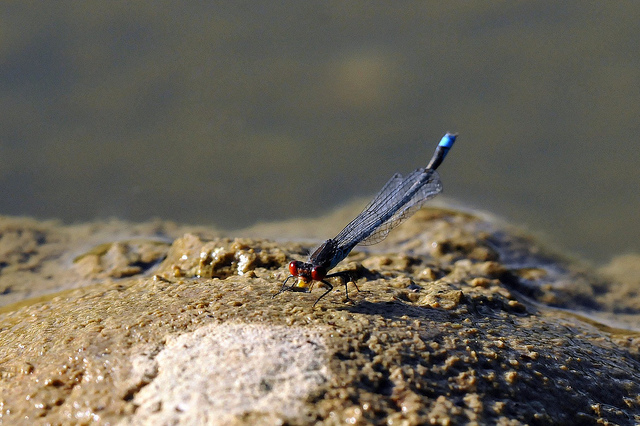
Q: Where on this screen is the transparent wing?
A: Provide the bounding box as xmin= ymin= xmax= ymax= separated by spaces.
xmin=333 ymin=168 xmax=442 ymax=249
xmin=358 ymin=175 xmax=442 ymax=245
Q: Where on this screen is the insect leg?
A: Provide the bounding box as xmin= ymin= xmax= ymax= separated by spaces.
xmin=312 ymin=280 xmax=334 ymax=307
xmin=326 ymin=271 xmax=360 ymax=301
xmin=273 ymin=275 xmax=295 ymax=298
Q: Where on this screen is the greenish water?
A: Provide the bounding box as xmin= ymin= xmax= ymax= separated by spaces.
xmin=1 ymin=2 xmax=638 ymax=264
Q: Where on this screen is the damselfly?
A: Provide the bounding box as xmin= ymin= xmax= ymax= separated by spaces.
xmin=274 ymin=133 xmax=456 ymax=306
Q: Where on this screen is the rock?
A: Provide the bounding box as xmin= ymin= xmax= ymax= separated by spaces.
xmin=0 ymin=209 xmax=638 ymax=424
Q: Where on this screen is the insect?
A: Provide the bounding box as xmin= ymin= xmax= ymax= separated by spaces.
xmin=274 ymin=133 xmax=456 ymax=306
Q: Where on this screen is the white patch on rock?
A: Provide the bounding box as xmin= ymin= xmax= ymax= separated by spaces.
xmin=123 ymin=323 xmax=328 ymax=425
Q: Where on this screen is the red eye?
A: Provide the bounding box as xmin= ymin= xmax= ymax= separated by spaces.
xmin=289 ymin=261 xmax=300 ymax=276
xmin=311 ymin=266 xmax=326 ymax=281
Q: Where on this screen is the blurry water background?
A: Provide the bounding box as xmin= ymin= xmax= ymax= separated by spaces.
xmin=1 ymin=3 xmax=638 ymax=265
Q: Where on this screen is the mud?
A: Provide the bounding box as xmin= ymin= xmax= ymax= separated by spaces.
xmin=0 ymin=209 xmax=638 ymax=424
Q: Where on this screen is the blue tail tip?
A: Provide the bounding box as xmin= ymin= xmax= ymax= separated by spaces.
xmin=439 ymin=132 xmax=457 ymax=148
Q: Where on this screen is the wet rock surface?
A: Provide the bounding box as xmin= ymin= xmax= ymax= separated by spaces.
xmin=0 ymin=216 xmax=214 ymax=308
xmin=0 ymin=209 xmax=638 ymax=424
